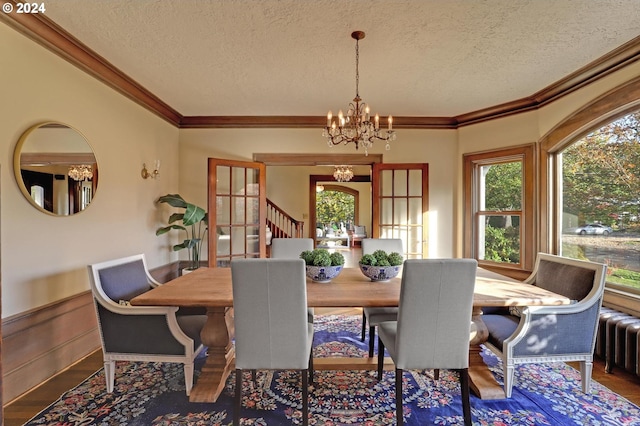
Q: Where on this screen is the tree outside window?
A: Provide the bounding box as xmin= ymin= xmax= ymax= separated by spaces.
xmin=560 ymin=111 xmax=640 ymax=290
xmin=316 ymin=190 xmax=355 ymax=233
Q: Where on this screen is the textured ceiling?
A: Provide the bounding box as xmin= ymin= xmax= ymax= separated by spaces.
xmin=40 ymin=0 xmax=640 ymax=118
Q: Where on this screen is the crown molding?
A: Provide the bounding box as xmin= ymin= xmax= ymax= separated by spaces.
xmin=3 ymin=5 xmax=640 ymax=130
xmin=0 ymin=2 xmax=183 ymax=126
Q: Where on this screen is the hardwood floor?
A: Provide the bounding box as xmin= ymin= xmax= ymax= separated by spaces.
xmin=5 ymin=250 xmax=639 ymax=425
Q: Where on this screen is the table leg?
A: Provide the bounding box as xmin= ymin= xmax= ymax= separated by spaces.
xmin=468 ymin=307 xmax=507 ymax=399
xmin=188 ymin=307 xmax=235 ymax=403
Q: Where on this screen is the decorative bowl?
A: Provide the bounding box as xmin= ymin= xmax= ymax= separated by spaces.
xmin=359 ymin=263 xmax=401 ymax=282
xmin=306 ymin=265 xmax=343 ymax=283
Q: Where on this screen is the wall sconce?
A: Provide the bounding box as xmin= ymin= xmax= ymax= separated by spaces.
xmin=141 ymin=160 xmax=160 ymax=179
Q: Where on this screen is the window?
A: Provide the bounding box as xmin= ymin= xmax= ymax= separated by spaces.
xmin=464 ymin=145 xmax=535 ymax=272
xmin=558 ymin=112 xmax=640 ymax=292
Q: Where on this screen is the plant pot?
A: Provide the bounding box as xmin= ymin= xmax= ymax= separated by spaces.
xmin=306 ymin=265 xmax=343 ymax=283
xmin=358 ymin=263 xmax=401 ymax=282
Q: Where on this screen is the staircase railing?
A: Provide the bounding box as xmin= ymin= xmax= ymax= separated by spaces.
xmin=267 ymin=198 xmax=304 ymax=239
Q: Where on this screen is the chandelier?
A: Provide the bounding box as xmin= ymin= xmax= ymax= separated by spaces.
xmin=323 ymin=31 xmax=396 ymax=156
xmin=68 ymin=165 xmax=93 ymax=181
xmin=333 ymin=165 xmax=354 ymax=182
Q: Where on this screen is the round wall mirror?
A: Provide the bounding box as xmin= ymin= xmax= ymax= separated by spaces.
xmin=13 ymin=122 xmax=98 ymax=216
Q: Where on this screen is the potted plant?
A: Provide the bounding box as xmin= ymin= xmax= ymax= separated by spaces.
xmin=359 ymin=250 xmax=403 ymax=281
xmin=156 ymin=194 xmax=208 ymax=273
xmin=300 ymin=248 xmax=345 ymax=283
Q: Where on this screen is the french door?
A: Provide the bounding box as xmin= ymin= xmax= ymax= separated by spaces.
xmin=208 ymin=158 xmax=267 ymax=267
xmin=372 ymin=163 xmax=429 ymax=259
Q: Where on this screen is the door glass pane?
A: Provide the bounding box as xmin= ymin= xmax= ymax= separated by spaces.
xmin=409 ymin=170 xmax=422 ymax=196
xmin=381 ymin=170 xmax=393 ymax=196
xmin=216 ymin=228 xmax=231 ymax=257
xmin=408 ymin=227 xmax=421 ymax=258
xmin=409 ymin=198 xmax=422 ymax=225
xmin=246 ymin=197 xmax=259 ymax=224
xmin=379 ymin=226 xmax=394 ymax=239
xmin=216 ymin=196 xmax=230 ymax=225
xmin=232 ymin=196 xmax=244 ymax=225
xmin=393 ymin=198 xmax=407 ymax=224
xmin=232 ymin=167 xmax=245 ymax=194
xmin=393 ymin=170 xmax=407 ymax=196
xmin=217 ymin=165 xmax=230 ymax=194
xmin=381 ymin=198 xmax=393 ymax=224
xmin=247 ymin=225 xmax=260 ymax=253
xmin=477 ymin=214 xmax=521 ymax=264
xmin=231 ymin=227 xmax=246 ymax=255
xmin=246 ymin=169 xmax=259 ymax=195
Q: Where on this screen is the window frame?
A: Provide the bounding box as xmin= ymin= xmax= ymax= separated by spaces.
xmin=463 ymin=144 xmax=536 ymax=275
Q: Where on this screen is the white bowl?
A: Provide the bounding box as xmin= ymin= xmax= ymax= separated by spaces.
xmin=306 ymin=265 xmax=343 ymax=283
xmin=358 ymin=263 xmax=401 ymax=282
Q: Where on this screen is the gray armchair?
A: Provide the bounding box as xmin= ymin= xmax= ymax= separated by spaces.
xmin=88 ymin=254 xmax=206 ymax=396
xmin=360 ymin=238 xmax=404 ymax=357
xmin=377 ymin=259 xmax=477 ymax=426
xmin=231 ymin=258 xmax=314 ymax=426
xmin=483 ymin=253 xmax=607 ymax=397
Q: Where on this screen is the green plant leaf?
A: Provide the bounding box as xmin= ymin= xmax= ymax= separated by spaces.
xmin=157 ymin=194 xmax=187 ymax=208
xmin=156 ymin=224 xmax=186 ymax=235
xmin=183 ymin=204 xmax=206 ymax=226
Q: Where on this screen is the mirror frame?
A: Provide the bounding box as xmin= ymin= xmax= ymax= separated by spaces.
xmin=13 ymin=122 xmax=98 ymax=216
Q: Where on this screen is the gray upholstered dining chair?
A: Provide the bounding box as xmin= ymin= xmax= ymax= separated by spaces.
xmin=360 ymin=238 xmax=404 ymax=357
xmin=88 ymin=254 xmax=207 ymax=396
xmin=231 ymin=258 xmax=314 ymax=426
xmin=271 ymin=237 xmax=315 ymax=323
xmin=482 ymin=252 xmax=607 ymax=397
xmin=376 ymin=258 xmax=477 ymax=426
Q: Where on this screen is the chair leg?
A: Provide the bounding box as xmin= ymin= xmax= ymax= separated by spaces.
xmin=396 ymin=368 xmax=404 ymax=426
xmin=251 ymin=369 xmax=257 ymax=382
xmin=580 ymin=360 xmax=593 ymax=393
xmin=459 ymin=368 xmax=472 ymax=426
xmin=104 ymin=360 xmax=115 ymax=393
xmin=234 ymin=369 xmax=242 ymax=426
xmin=309 ymin=352 xmax=315 ymax=386
xmin=377 ymin=337 xmax=385 ymax=381
xmin=183 ymin=362 xmax=194 ymax=396
xmin=361 ymin=311 xmax=366 ymax=341
xmin=301 ymin=369 xmax=309 ymax=426
xmin=434 ymin=369 xmax=440 ymax=380
xmin=368 ymin=326 xmax=375 ymax=357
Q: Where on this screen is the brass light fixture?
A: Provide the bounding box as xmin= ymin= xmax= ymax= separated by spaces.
xmin=333 ymin=165 xmax=354 ymax=182
xmin=323 ymin=31 xmax=396 ymax=156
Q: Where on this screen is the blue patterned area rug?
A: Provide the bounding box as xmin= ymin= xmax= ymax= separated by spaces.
xmin=26 ymin=315 xmax=640 ymax=425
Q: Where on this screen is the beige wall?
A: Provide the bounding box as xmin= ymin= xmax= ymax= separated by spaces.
xmin=178 ymin=128 xmax=458 ymax=258
xmin=0 ymin=24 xmax=181 ymax=318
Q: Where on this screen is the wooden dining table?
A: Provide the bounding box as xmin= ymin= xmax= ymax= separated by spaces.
xmin=131 ymin=266 xmax=570 ymax=403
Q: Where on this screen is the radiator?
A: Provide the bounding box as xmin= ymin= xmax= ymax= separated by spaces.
xmin=596 ymin=307 xmax=640 ymax=376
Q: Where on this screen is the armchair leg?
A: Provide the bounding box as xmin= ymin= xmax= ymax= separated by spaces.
xmin=377 ymin=337 xmax=385 ymax=381
xmin=504 ymin=363 xmax=515 ymax=398
xmin=459 ymin=368 xmax=472 ymax=426
xmin=309 ymin=352 xmax=315 ymax=386
xmin=580 ymin=360 xmax=593 ymax=393
xmin=234 ymin=369 xmax=242 ymax=426
xmin=368 ymin=326 xmax=375 ymax=357
xmin=361 ymin=311 xmax=366 ymax=341
xmin=396 ymin=368 xmax=404 ymax=426
xmin=104 ymin=360 xmax=115 ymax=393
xmin=183 ymin=362 xmax=194 ymax=396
